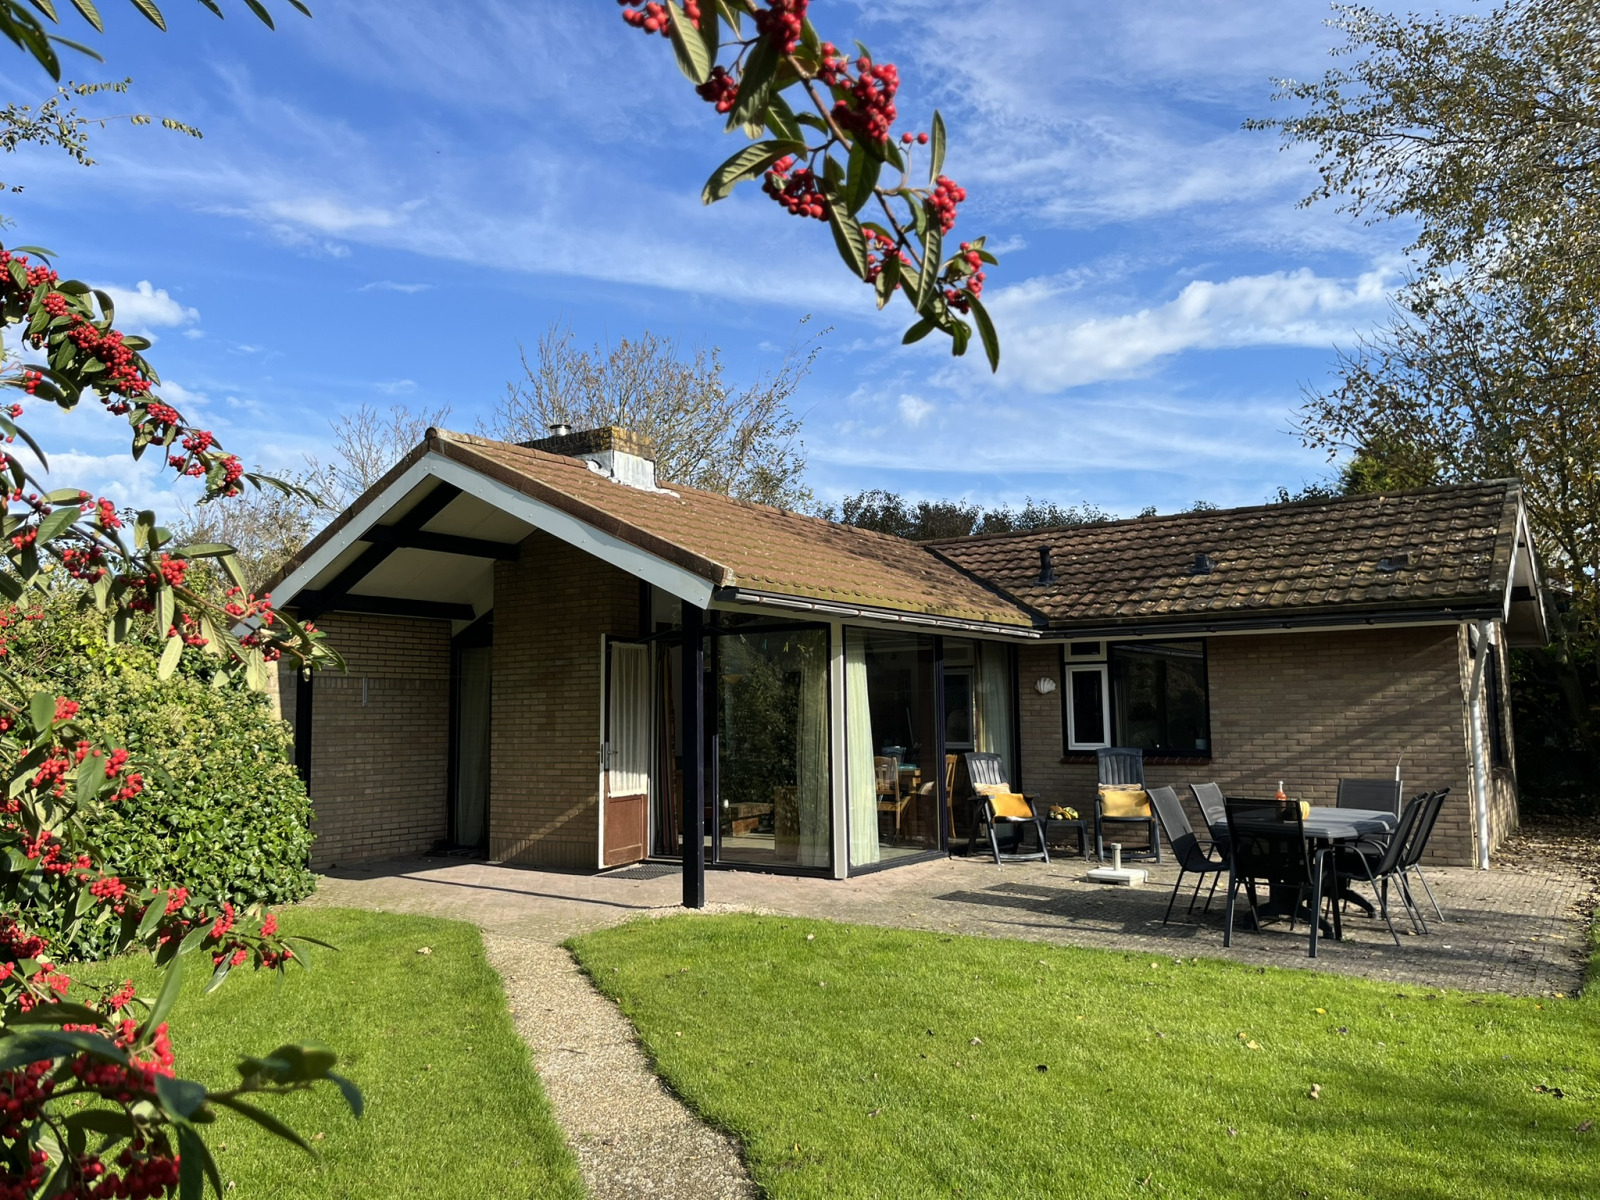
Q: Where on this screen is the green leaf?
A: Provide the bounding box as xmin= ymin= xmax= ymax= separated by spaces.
xmin=950 ymin=317 xmax=972 ymax=357
xmin=219 ymin=552 xmax=248 ymax=593
xmin=665 ymin=1 xmax=711 ymax=83
xmin=5 ymin=1001 xmax=102 ymax=1026
xmin=695 ymin=0 xmax=717 ymax=69
xmin=726 ymin=35 xmax=779 ymax=131
xmin=176 ymin=1125 xmax=221 ymax=1200
xmin=158 ymin=632 xmax=184 ymax=681
xmin=135 ymin=895 xmax=167 ymax=941
xmin=178 ymin=924 xmax=210 ymax=957
xmin=156 ymin=583 xmax=174 ymax=638
xmin=63 ymin=1108 xmax=134 ymax=1139
xmin=713 ymin=0 xmax=741 ymax=32
xmin=929 ymin=109 xmax=946 ymax=182
xmin=40 ymin=488 xmax=82 ymax=505
xmin=127 ymin=0 xmax=167 ymax=29
xmin=213 ymin=1096 xmax=316 ymax=1154
xmin=874 ymin=254 xmax=900 ymax=309
xmin=145 ymin=954 xmax=185 ymax=1032
xmin=133 ymin=510 xmax=155 ymax=552
xmin=914 ymin=224 xmax=942 ymax=312
xmin=66 ymin=0 xmax=103 ymax=31
xmin=967 ymin=293 xmax=1000 ymax=372
xmin=902 ymin=317 xmax=937 ymax=345
xmin=0 ymin=1030 xmax=125 ymax=1071
xmin=27 ymin=690 xmax=53 ymax=733
xmin=155 ymin=1073 xmax=208 ymax=1121
xmin=825 ymin=201 xmax=870 ymax=280
xmin=35 ymin=504 xmax=78 ymax=546
xmin=173 ymin=542 xmax=236 ymax=558
xmin=326 ymin=1071 xmax=365 ymax=1119
xmin=764 ymin=91 xmax=802 ymax=143
xmin=844 ymin=139 xmax=881 ymax=216
xmin=203 ymin=958 xmax=232 ymax=995
xmin=241 ymin=0 xmax=275 ymax=28
xmin=701 ymin=140 xmax=801 ymax=204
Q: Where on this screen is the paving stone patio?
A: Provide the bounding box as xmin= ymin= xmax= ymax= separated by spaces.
xmin=312 ymin=823 xmax=1596 ymax=996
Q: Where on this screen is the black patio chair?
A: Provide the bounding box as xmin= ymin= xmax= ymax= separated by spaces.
xmin=1336 ymin=777 xmax=1404 ymax=815
xmin=966 ymin=752 xmax=1049 ymax=865
xmin=1223 ymin=798 xmax=1335 ymax=958
xmin=1399 ymin=787 xmax=1449 ymax=923
xmin=1094 ymin=747 xmax=1160 ymax=863
xmin=1189 ymin=781 xmax=1230 ymax=853
xmin=1148 ymin=786 xmax=1227 ymax=924
xmin=1335 ymin=793 xmax=1431 ymax=945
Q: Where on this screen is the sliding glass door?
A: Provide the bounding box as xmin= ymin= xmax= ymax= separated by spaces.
xmin=712 ymin=624 xmax=832 ymax=869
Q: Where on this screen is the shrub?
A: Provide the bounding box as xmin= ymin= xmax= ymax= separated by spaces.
xmin=5 ymin=588 xmax=314 ymax=958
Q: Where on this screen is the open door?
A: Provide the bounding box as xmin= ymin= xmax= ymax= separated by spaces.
xmin=603 ymin=640 xmax=651 ymax=867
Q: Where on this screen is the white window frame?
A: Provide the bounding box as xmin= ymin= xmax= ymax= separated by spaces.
xmin=1065 ymin=663 xmax=1112 ymax=751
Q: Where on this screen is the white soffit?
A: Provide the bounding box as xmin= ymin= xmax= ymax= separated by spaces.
xmin=273 ymin=452 xmax=717 ymax=609
xmin=351 ymin=549 xmax=494 ymax=604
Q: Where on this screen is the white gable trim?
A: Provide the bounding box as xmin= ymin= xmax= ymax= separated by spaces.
xmin=272 ymin=451 xmax=717 ymax=611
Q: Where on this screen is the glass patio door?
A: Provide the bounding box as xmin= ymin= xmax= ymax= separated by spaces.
xmin=712 ymin=625 xmax=831 ymax=869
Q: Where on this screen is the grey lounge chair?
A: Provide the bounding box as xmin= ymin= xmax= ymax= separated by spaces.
xmin=1149 ymin=786 xmax=1227 ymax=924
xmin=1190 ymin=782 xmax=1230 ymax=853
xmin=1336 ymin=777 xmax=1404 ymax=815
xmin=966 ymin=752 xmax=1049 ymax=865
xmin=1336 ymin=794 xmax=1432 ymax=945
xmin=1399 ymin=787 xmax=1449 ymax=922
xmin=1223 ymin=797 xmax=1335 ymax=958
xmin=1094 ymin=747 xmax=1160 ymax=863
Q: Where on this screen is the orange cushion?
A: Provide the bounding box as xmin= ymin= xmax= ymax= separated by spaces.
xmin=1099 ymin=786 xmax=1151 ymax=818
xmin=985 ymin=792 xmax=1033 ymax=820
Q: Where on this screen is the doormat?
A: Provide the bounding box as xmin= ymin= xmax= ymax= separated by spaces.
xmin=605 ymin=863 xmax=682 ymax=880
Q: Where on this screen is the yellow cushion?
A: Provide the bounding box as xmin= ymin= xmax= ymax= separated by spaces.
xmin=1099 ymin=786 xmax=1151 ymax=818
xmin=1297 ymin=800 xmax=1311 ymax=821
xmin=985 ymin=792 xmax=1034 ymax=820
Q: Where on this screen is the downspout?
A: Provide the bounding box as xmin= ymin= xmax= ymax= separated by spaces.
xmin=1466 ymin=620 xmax=1493 ymax=870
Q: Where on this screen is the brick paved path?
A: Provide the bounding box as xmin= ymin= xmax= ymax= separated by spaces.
xmin=314 ymin=841 xmax=1593 ymax=995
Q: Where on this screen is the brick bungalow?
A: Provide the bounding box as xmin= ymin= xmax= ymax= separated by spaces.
xmin=267 ymin=426 xmax=1547 ymax=877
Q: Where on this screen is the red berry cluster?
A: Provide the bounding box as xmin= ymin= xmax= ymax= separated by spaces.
xmin=864 ymin=227 xmax=910 ymax=286
xmin=94 ymin=498 xmax=121 ymax=529
xmin=754 ymin=0 xmax=807 ymax=54
xmin=618 ymin=0 xmax=699 ymax=36
xmin=695 ymin=65 xmax=738 ymax=113
xmin=944 ymin=242 xmax=987 ymax=313
xmin=762 ymin=156 xmax=828 ymax=220
xmin=0 ymin=1149 xmax=49 ymax=1200
xmin=927 ymin=175 xmax=966 ymax=235
xmin=62 ymin=323 xmax=151 ymax=405
xmin=61 ymin=545 xmax=107 ymax=582
xmin=819 ymin=46 xmax=899 ymax=144
xmin=899 ymin=130 xmax=931 ymax=146
xmin=0 ymin=1060 xmax=53 ymax=1141
xmin=156 ymin=554 xmax=187 ymax=589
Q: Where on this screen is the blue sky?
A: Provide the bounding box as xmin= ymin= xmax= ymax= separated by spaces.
xmin=0 ymin=0 xmax=1421 ymax=521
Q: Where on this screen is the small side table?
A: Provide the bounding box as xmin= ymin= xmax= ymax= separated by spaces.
xmin=1042 ymin=817 xmax=1090 ymax=861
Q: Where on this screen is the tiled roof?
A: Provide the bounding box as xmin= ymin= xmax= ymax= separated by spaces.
xmin=275 ymin=430 xmax=1035 ymax=630
xmin=929 ymin=480 xmax=1523 ymax=632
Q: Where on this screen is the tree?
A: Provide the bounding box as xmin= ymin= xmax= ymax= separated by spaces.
xmin=827 ymin=488 xmax=1112 ymax=540
xmin=490 ymin=322 xmax=820 ymax=510
xmin=617 ymin=0 xmax=1002 ymax=368
xmin=1259 ymin=0 xmax=1600 ymax=801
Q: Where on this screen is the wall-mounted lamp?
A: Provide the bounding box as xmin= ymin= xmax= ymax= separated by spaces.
xmin=1034 ymin=677 xmax=1058 ymax=695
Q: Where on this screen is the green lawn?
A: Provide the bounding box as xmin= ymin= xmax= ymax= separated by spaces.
xmin=75 ymin=907 xmax=582 ymax=1200
xmin=570 ymin=914 xmax=1600 ymax=1200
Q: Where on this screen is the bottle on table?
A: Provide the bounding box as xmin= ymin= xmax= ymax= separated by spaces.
xmin=1274 ymin=780 xmax=1286 ymax=802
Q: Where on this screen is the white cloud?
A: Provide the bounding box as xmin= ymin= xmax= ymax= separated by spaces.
xmin=97 ymin=281 xmax=199 ymax=331
xmin=898 ymin=393 xmax=933 ymax=426
xmin=359 ymin=280 xmax=433 ymax=293
xmin=375 ymin=379 xmax=417 ymax=394
xmin=983 ymin=266 xmax=1393 ymax=393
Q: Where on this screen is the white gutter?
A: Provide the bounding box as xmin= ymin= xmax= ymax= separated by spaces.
xmin=1465 ymin=619 xmax=1494 ymax=870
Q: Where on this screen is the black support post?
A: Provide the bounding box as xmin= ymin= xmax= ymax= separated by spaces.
xmin=681 ymin=605 xmax=706 ymax=909
xmin=293 ymin=669 xmax=314 ymax=787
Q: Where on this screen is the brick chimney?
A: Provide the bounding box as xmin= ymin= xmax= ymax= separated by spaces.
xmin=520 ymin=425 xmax=662 ymax=492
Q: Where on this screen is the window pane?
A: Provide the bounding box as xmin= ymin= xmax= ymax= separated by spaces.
xmin=1070 ymin=668 xmax=1105 ymax=745
xmin=1110 ymin=641 xmax=1209 ymax=753
xmin=944 ymin=671 xmax=974 ymax=747
xmin=848 ymin=630 xmax=941 ymax=863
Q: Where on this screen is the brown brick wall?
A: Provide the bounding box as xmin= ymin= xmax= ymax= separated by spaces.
xmin=489 ymin=530 xmax=641 ymax=868
xmin=1018 ymin=625 xmax=1506 ymax=866
xmin=278 ymin=613 xmax=451 ymax=869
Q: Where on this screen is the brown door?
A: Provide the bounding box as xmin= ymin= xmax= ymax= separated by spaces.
xmin=603 ymin=641 xmax=650 ymax=867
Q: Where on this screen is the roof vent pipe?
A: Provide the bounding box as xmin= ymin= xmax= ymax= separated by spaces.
xmin=547 ymin=422 xmax=572 ymax=437
xmin=1192 ymin=552 xmax=1216 ymax=575
xmin=1038 ymin=545 xmax=1055 ymax=585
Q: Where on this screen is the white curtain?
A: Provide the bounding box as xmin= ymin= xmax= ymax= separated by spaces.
xmin=845 ymin=632 xmax=879 ymax=867
xmin=454 ymin=645 xmax=492 ymax=846
xmin=976 ymin=643 xmax=1015 ymax=784
xmin=608 ymin=643 xmax=651 ymax=798
xmin=797 ymin=636 xmax=832 ymax=868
